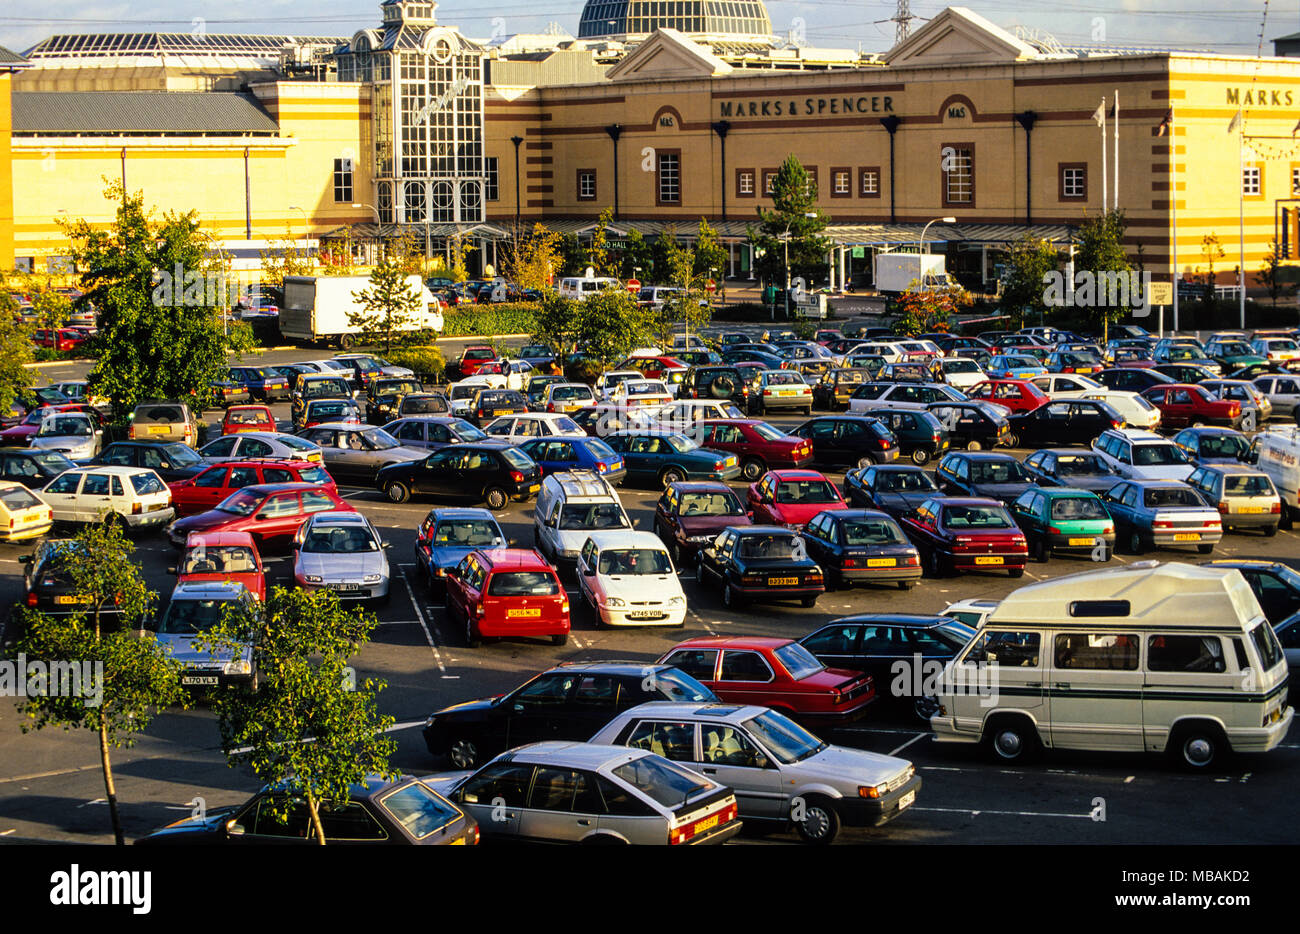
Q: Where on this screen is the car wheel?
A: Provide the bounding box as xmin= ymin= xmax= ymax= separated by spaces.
xmin=910 ymin=448 xmax=931 ymax=467
xmin=1031 ymin=537 xmax=1049 ymax=563
xmin=925 ymin=550 xmax=946 ymax=578
xmin=1168 ymin=724 xmax=1226 ymax=770
xmin=550 ymin=632 xmax=568 ymax=646
xmin=1004 ymin=432 xmax=1020 ymax=448
xmin=722 ymin=581 xmax=745 ymax=608
xmin=1128 ymin=530 xmax=1146 ymax=555
xmin=465 ymin=616 xmax=481 ymax=649
xmin=803 ymin=406 xmax=813 ymax=417
xmin=1264 ymin=524 xmax=1278 ymax=537
xmin=338 ymin=333 xmax=355 ymax=351
xmin=741 ymin=457 xmax=766 ymax=482
xmin=913 ymin=695 xmax=940 ymax=723
xmin=966 ymin=439 xmax=983 ymax=451
xmin=984 ymin=716 xmax=1040 ymax=763
xmin=484 ymin=487 xmax=508 ymax=511
xmin=800 ymin=595 xmax=818 ymax=608
xmin=447 ymin=738 xmax=479 ymax=769
xmin=667 ymin=538 xmax=684 ymax=568
xmin=793 ymin=796 xmax=841 ymax=845
xmin=1197 ymin=543 xmax=1214 ymax=554
xmin=695 ymin=560 xmax=706 ymax=584
xmin=1008 ymin=568 xmax=1025 ymax=578
xmin=386 ymin=481 xmax=411 ymax=504
xmin=659 ymin=467 xmax=686 ymax=488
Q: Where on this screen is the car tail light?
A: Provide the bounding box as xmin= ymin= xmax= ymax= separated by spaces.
xmin=475 ymin=604 xmax=484 ymax=616
xmin=877 ymin=438 xmax=890 ymax=449
xmin=1217 ymin=502 xmax=1229 ymax=514
xmin=1111 ymin=419 xmax=1123 ymax=428
xmin=806 ymin=569 xmax=823 ymax=582
xmin=842 ymin=558 xmax=857 ymax=568
xmin=131 ymin=502 xmax=142 ymax=515
xmin=26 ymin=592 xmax=37 ymax=607
xmin=1049 ymin=526 xmax=1061 ymax=535
xmin=1154 ymin=520 xmax=1172 ymax=529
xmin=546 ymin=403 xmax=555 ymax=412
xmin=1272 ymin=501 xmax=1282 ymax=514
xmin=1208 ymin=518 xmax=1221 ymax=528
xmin=742 ymin=572 xmax=763 ymax=585
xmin=902 ymin=555 xmax=919 ymax=566
xmin=714 ymin=461 xmax=725 ymax=471
xmin=509 ymin=470 xmax=524 ymax=482
xmin=1104 ymin=525 xmax=1113 ymax=534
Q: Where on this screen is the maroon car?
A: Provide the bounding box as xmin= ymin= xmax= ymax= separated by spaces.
xmin=898 ymin=496 xmax=1027 ymax=578
xmin=1140 ymin=383 xmax=1242 ymax=430
xmin=658 ymin=636 xmax=875 ymax=724
xmin=654 ymin=481 xmax=752 ymax=566
xmin=700 ymin=419 xmax=813 ymax=482
xmin=165 ymin=482 xmax=355 ymax=553
xmin=0 ymin=404 xmax=103 ymax=446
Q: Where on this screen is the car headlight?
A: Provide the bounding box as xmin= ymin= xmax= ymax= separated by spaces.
xmin=605 ymin=596 xmax=626 ymax=607
xmin=668 ymin=596 xmax=685 ymax=607
xmin=304 ymin=575 xmax=323 ymax=583
xmin=363 ymin=574 xmax=383 ymax=584
xmin=223 ymin=659 xmax=252 ymax=675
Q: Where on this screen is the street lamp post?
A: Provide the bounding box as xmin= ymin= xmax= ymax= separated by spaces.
xmin=920 ymin=216 xmax=957 ymax=254
xmin=288 ymin=205 xmax=308 ymax=241
xmin=781 ymin=212 xmax=818 ymax=320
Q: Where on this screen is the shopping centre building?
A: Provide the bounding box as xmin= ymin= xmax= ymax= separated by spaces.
xmin=2 ymin=1 xmax=1299 ymax=293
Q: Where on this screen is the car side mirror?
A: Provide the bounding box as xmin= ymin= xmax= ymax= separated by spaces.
xmin=225 ymin=819 xmax=245 ymax=837
xmin=18 ymin=555 xmax=31 ymax=565
xmin=254 ymin=514 xmax=269 ymax=521
xmin=167 ymin=566 xmax=177 ymax=575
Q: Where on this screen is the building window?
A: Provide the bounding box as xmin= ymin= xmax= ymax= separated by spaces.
xmin=333 ymin=157 xmax=354 ymax=203
xmin=1243 ymin=165 xmax=1261 ymax=198
xmin=1060 ymin=163 xmax=1087 ymax=201
xmin=762 ymin=168 xmax=778 ymax=197
xmin=736 ymin=168 xmax=755 ymax=198
xmin=942 ymin=143 xmax=974 ymax=207
xmin=485 ymin=157 xmax=499 ymax=202
xmin=831 ymin=167 xmax=851 ymax=199
xmin=657 ymin=150 xmax=681 ymax=206
xmin=859 ymin=167 xmax=880 ymax=198
xmin=577 ymin=169 xmax=597 ymax=201
xmin=1293 ymin=164 xmax=1300 ymax=195
xmin=803 ymin=166 xmax=818 ymax=199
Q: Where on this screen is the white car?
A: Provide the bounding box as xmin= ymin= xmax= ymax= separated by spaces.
xmin=940 ymin=598 xmax=998 ymax=629
xmin=292 ymin=511 xmax=390 ymax=606
xmin=1030 ymin=373 xmax=1104 ymax=399
xmin=448 ymin=376 xmax=506 ymax=416
xmin=28 ymin=411 xmax=103 ymax=461
xmin=541 ymin=382 xmax=596 ymax=413
xmin=938 ymin=357 xmax=986 ymax=391
xmin=199 ymin=431 xmax=323 ymax=464
xmin=1079 ymin=390 xmax=1162 ymax=429
xmin=847 ymin=381 xmax=967 ymax=415
xmin=575 ymin=530 xmax=686 ymax=627
xmin=482 ymin=412 xmax=586 ymax=442
xmin=595 ymin=370 xmax=645 ymax=402
xmin=1091 ymin=428 xmax=1193 ymax=481
xmin=609 ymin=379 xmax=674 ymax=409
xmin=40 ymin=465 xmax=173 ymax=529
xmin=1251 ymin=337 xmax=1300 ymax=362
xmin=1252 ymin=374 xmax=1300 ymax=418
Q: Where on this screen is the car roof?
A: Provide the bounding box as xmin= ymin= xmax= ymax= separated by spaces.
xmin=669 ymin=635 xmax=793 ymax=649
xmin=946 ymin=451 xmax=1017 ymax=462
xmin=615 ymin=701 xmax=769 ymax=722
xmin=169 ymin=580 xmax=249 ymax=599
xmin=824 ymin=613 xmax=951 ymax=628
xmin=63 ymin=465 xmax=157 ymax=476
xmin=184 ymin=531 xmax=256 ymax=548
xmin=765 ymin=469 xmax=829 ymax=480
xmin=933 ymin=496 xmax=1005 ymax=507
xmin=476 ymin=548 xmax=553 ymax=570
xmin=499 ymin=741 xmax=654 ymax=771
xmin=668 ymin=481 xmax=734 ymax=492
xmin=427 ymin=506 xmax=497 ymax=520
xmin=583 ymin=530 xmax=666 ymax=551
xmin=304 ymin=511 xmax=371 ymax=525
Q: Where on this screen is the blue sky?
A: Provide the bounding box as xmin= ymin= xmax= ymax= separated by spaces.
xmin=1 ymin=1 xmax=1296 ymax=56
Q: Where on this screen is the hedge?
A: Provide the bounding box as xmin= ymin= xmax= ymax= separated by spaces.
xmin=383 ymin=345 xmax=446 ymax=381
xmin=440 ymin=303 xmax=538 ymax=338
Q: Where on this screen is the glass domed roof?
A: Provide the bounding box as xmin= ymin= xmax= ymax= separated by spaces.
xmin=577 ymin=0 xmax=773 ymax=42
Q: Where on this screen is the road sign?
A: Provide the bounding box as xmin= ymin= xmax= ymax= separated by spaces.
xmin=1145 ymin=281 xmax=1173 ymax=307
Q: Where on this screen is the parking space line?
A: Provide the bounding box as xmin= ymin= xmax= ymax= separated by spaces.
xmin=399 ymin=570 xmax=446 ymax=674
xmin=888 ymin=732 xmax=928 ymax=756
xmin=911 ymin=806 xmax=1093 ymax=819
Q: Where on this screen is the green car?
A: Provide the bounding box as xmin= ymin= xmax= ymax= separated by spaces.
xmin=1009 ymin=486 xmax=1116 ymax=562
xmin=1205 ymin=339 xmax=1266 ymax=373
xmin=602 ymin=430 xmax=743 ymax=488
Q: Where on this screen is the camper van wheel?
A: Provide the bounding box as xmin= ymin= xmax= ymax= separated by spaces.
xmin=984 ymin=716 xmax=1040 ymax=763
xmin=1281 ymin=506 xmax=1294 ymax=530
xmin=1169 ymin=724 xmax=1226 ymax=770
xmin=338 ymin=333 xmax=355 ymax=351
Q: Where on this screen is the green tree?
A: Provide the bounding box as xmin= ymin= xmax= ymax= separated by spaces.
xmin=258 ymin=226 xmax=316 ymax=288
xmin=654 ymin=225 xmax=713 ymax=348
xmin=558 ymin=233 xmax=587 ymax=277
xmin=1074 ymin=210 xmax=1133 ymax=343
xmin=587 ymin=207 xmax=618 ymax=277
xmin=62 ymin=181 xmax=243 ymax=420
xmin=691 ymin=218 xmax=728 ymax=282
xmin=531 ymin=292 xmax=583 ymax=360
xmin=1001 ymin=236 xmax=1061 ymax=329
xmin=576 ymin=287 xmax=652 ymax=365
xmin=0 ymin=293 xmax=34 ymax=411
xmin=198 ymin=586 xmax=396 ymax=845
xmin=1255 ymin=239 xmax=1296 ymax=309
xmin=350 ymin=239 xmax=424 ymax=354
xmin=13 ymin=523 xmax=186 ymax=845
xmin=15 ymin=272 xmax=72 ymax=332
xmin=618 ymin=228 xmax=655 ymax=281
xmin=749 ymin=155 xmax=833 ymax=295
xmin=505 ymin=223 xmax=563 ymax=291
xmin=1197 ymin=233 xmax=1226 ymax=309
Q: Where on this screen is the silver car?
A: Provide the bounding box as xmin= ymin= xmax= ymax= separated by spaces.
xmin=292 ymin=511 xmax=391 ymax=606
xmin=199 ymin=431 xmax=322 ymax=464
xmin=29 ymin=411 xmax=103 ymax=461
xmin=427 ymin=742 xmax=741 ymax=845
xmin=296 ymin=422 xmax=428 ymax=485
xmin=590 ymin=701 xmax=921 ymax=844
xmin=152 ymin=581 xmax=257 ymax=691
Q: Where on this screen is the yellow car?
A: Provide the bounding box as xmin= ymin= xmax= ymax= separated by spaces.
xmin=0 ymin=482 xmax=53 ymax=543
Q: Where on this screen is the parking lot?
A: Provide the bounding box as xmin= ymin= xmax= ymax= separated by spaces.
xmin=1 ymin=344 xmax=1297 ymax=845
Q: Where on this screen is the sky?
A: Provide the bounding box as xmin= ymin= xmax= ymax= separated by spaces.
xmin=0 ymin=0 xmax=1296 ymax=56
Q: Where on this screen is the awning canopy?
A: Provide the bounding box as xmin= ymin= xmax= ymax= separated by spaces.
xmin=319 ymin=222 xmax=512 ymax=240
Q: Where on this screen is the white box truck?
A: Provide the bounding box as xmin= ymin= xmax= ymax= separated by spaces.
xmin=280 ymin=275 xmax=444 ymax=349
xmin=873 ymin=253 xmax=954 ymax=295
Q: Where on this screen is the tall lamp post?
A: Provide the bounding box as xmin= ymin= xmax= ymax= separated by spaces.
xmin=920 ymin=216 xmax=957 ymax=254
xmin=510 ymin=135 xmax=524 ymax=236
xmin=781 ymin=212 xmax=819 ymax=320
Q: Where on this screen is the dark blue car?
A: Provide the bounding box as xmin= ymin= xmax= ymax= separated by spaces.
xmin=413 ymin=507 xmax=508 ymax=588
xmin=602 ymin=430 xmax=742 ymax=488
xmin=517 ymin=435 xmax=627 ymax=485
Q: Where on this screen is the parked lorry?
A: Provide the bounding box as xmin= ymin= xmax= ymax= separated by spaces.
xmin=280 ymin=275 xmax=444 ymax=349
xmin=873 ymin=253 xmax=954 ymax=295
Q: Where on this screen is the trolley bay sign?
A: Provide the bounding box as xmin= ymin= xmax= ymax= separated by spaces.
xmin=718 ymin=94 xmax=896 ymax=118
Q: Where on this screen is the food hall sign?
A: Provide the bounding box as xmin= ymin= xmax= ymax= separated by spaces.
xmin=718 ymin=94 xmax=895 ymax=118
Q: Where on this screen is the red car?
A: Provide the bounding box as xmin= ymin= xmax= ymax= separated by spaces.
xmin=700 ymin=419 xmax=813 ymax=481
xmin=170 ymin=459 xmax=337 ymax=517
xmin=747 ymin=469 xmax=848 ymax=529
xmin=0 ymin=403 xmax=102 ymax=445
xmin=444 ymin=548 xmax=569 ymax=648
xmin=452 ymin=345 xmax=497 ymax=379
xmin=615 ymin=355 xmax=689 ymax=381
xmin=1140 ymin=383 xmax=1242 ymax=430
xmin=658 ymin=636 xmax=875 ymax=724
xmin=166 ymin=482 xmax=353 ymax=553
xmin=898 ymin=496 xmax=1028 ymax=578
xmin=33 ymin=328 xmax=90 ymax=352
xmin=653 ymin=480 xmax=753 ymax=565
xmin=221 ymin=405 xmax=276 ymax=435
xmin=814 ymin=329 xmax=845 ymax=347
xmin=171 ymin=531 xmax=266 ymax=601
xmin=966 ymin=379 xmax=1050 ymax=415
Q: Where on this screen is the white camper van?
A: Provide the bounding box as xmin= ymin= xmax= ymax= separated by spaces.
xmin=931 ymin=561 xmax=1292 ymax=769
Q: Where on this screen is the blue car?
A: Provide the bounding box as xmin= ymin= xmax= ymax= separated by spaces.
xmin=987 ymin=354 xmax=1048 ymax=380
xmin=517 ymin=435 xmax=627 ymax=485
xmin=602 ymin=430 xmax=742 ymax=488
xmin=413 ymin=507 xmax=508 ymax=588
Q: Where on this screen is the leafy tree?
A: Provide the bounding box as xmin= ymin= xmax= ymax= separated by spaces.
xmin=692 ymin=218 xmax=728 ymax=283
xmin=198 ymin=586 xmax=397 ymax=845
xmin=575 ymin=287 xmax=652 ymax=365
xmin=587 ymin=207 xmax=617 ymax=277
xmin=15 ymin=272 xmax=72 ymax=332
xmin=618 ymin=228 xmax=655 ymax=281
xmin=1000 ymin=236 xmax=1061 ymax=329
xmin=505 ymin=223 xmax=564 ymax=291
xmin=1255 ymin=239 xmax=1296 ymax=309
xmin=62 ymin=181 xmax=244 ymax=421
xmin=891 ymin=285 xmax=971 ymax=336
xmin=13 ymin=523 xmax=186 ymax=845
xmin=0 ymin=293 xmax=34 ymax=411
xmin=258 ymin=226 xmax=316 ymax=288
xmin=1197 ymin=233 xmax=1226 ymax=309
xmin=558 ymin=233 xmax=587 ymax=277
xmin=350 ymin=239 xmax=424 ymax=354
xmin=1073 ymin=210 xmax=1133 ymax=342
xmin=531 ymin=292 xmax=583 ymax=360
xmin=653 ymin=225 xmax=713 ymax=348
xmin=749 ymin=155 xmax=833 ymax=292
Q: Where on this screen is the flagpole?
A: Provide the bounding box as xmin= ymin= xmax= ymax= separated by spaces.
xmin=1238 ymin=118 xmax=1246 ymax=329
xmin=1170 ymin=103 xmax=1179 ymax=332
xmin=1113 ymin=90 xmax=1119 ymax=212
xmin=1100 ymin=99 xmax=1108 ymax=213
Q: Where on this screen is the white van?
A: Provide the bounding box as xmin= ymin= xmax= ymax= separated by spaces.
xmin=931 ymin=561 xmax=1293 ymax=769
xmin=1250 ymin=427 xmax=1300 ymax=527
xmin=558 ymin=277 xmax=620 ymax=301
xmin=533 ymin=470 xmax=631 ymax=566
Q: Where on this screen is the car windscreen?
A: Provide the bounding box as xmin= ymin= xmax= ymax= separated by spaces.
xmin=217 ymin=490 xmax=263 ymax=516
xmin=969 ymin=461 xmax=1028 ymax=484
xmin=774 ymin=480 xmax=839 ymax=503
xmin=1223 ymin=474 xmax=1275 ymax=496
xmin=403 ymin=395 xmax=449 ymax=414
xmin=434 ymin=520 xmax=502 ymax=547
xmin=38 ymin=417 xmax=92 ymax=437
xmin=942 ymin=505 xmax=1013 ymax=529
xmin=840 ymin=517 xmax=905 ymax=545
xmin=310 ymin=401 xmax=356 ymax=420
xmin=610 ymin=756 xmax=712 ymax=810
xmin=378 ymin=783 xmax=461 ymax=839
xmin=736 ymin=533 xmax=801 ymax=559
xmin=134 ymin=405 xmax=184 ymax=423
xmin=679 ymin=491 xmax=744 ymax=516
xmin=1054 ymin=454 xmax=1111 ymax=476
xmin=157 ymin=597 xmax=239 ymax=634
xmin=161 ymin=444 xmax=203 ymax=466
xmin=560 ymin=503 xmax=628 ymax=530
xmin=1133 ymin=444 xmax=1185 ymax=466
xmin=1049 ymin=497 xmax=1108 ymax=520
xmin=597 ymin=547 xmax=672 ymax=575
xmin=302 ymin=524 xmax=379 ymax=553
xmin=743 ymin=710 xmax=826 ymax=764
xmin=876 ymin=470 xmax=937 ymax=492
xmin=28 ymin=452 xmax=75 ymax=472
xmin=130 ymin=473 xmax=166 ymax=496
xmin=773 ymin=642 xmax=825 ymax=680
xmin=1143 ymin=487 xmax=1203 ymax=507
xmin=487 ymin=571 xmax=559 ymax=596
xmin=551 ymin=385 xmax=591 ymax=401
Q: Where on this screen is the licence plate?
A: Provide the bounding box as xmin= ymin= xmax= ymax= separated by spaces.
xmin=148 ymin=502 xmax=166 ymax=512
xmin=54 ymin=595 xmax=88 ymax=605
xmin=528 ymin=483 xmax=540 ymax=492
xmin=867 ymin=558 xmax=896 ymax=567
xmin=775 ymin=389 xmax=793 ymax=396
xmin=898 ymin=790 xmax=916 ymax=810
xmin=148 ymin=425 xmax=169 ymax=435
xmin=1173 ymin=532 xmax=1201 ymax=541
xmin=693 ymin=814 xmax=720 ymax=834
xmin=182 ymin=676 xmax=218 ymax=686
xmin=627 ymin=611 xmax=662 ymax=619
xmin=307 ymin=453 xmax=322 ymax=462
xmin=1068 ymin=537 xmax=1094 ymax=546
xmin=768 ymin=577 xmax=798 ymax=586
xmin=331 ymin=583 xmax=360 ymax=591
xmin=1238 ymin=506 xmax=1265 ymax=513
xmin=507 ymin=607 xmax=541 ymax=618
xmin=974 ymin=556 xmax=1004 ymax=565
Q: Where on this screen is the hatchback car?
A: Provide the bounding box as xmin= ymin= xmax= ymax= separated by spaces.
xmin=518 ymin=435 xmax=626 ymax=484
xmin=935 ymin=451 xmax=1034 ymax=506
xmin=0 ymin=481 xmax=52 ymax=543
xmin=699 ymin=419 xmax=812 ymax=481
xmin=576 ymin=531 xmax=687 ymax=627
xmin=294 ymin=397 xmax=363 ymax=431
xmin=1141 ymin=383 xmax=1242 ymax=430
xmin=841 ymin=463 xmax=942 ymax=518
xmin=898 ymin=496 xmax=1028 ymax=578
xmin=926 ymin=400 xmax=1010 ymax=451
xmin=1010 ymin=486 xmax=1115 ymax=561
xmin=377 ymin=442 xmax=540 ymax=509
xmin=296 ymin=423 xmax=427 ymax=485
xmin=541 ymin=382 xmax=596 ymax=414
xmin=747 ymin=469 xmax=847 ymax=529
xmin=1020 ymin=449 xmax=1119 ymax=494
xmin=200 ymin=431 xmax=323 ymax=466
xmin=170 ymin=531 xmax=266 ymax=601
xmin=446 ymin=548 xmax=569 ymax=648
xmin=151 ymin=580 xmax=257 ymax=692
xmin=397 ymin=391 xmax=452 ymax=418
xmin=786 ymin=415 xmax=899 ymax=468
xmin=1092 ymin=428 xmax=1193 ymax=481
xmin=798 ymin=508 xmax=921 ymax=590
xmin=292 ymin=511 xmax=391 ymax=606
xmin=1171 ymin=427 xmax=1252 ymax=466
xmin=166 ymin=482 xmax=354 ymax=553
xmin=601 ymin=430 xmax=740 ymax=488
xmin=482 ymin=413 xmax=586 ymax=443
xmin=365 ymin=377 xmax=424 ymax=425
xmin=384 ymin=416 xmax=486 ymax=452
xmin=413 ymin=507 xmax=507 ymax=589
xmin=228 ymin=366 xmax=291 ymax=403
xmin=169 ymin=459 xmax=336 ymax=518
xmin=854 ymin=408 xmax=949 ymax=466
xmin=220 ymin=405 xmax=276 ymax=436
xmin=127 ymin=402 xmax=198 ymax=447
xmin=1185 ymin=464 xmax=1281 ymax=535
xmin=659 ymin=637 xmax=875 ymax=725
xmin=591 ymin=702 xmax=919 ymax=844
xmin=41 ymin=465 xmax=173 ymax=530
xmin=13 ymin=539 xmax=125 ymax=633
xmin=92 ymin=441 xmax=206 ymax=483
xmin=1099 ymin=479 xmax=1222 ymax=554
xmin=965 ymin=378 xmax=1050 ymax=414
